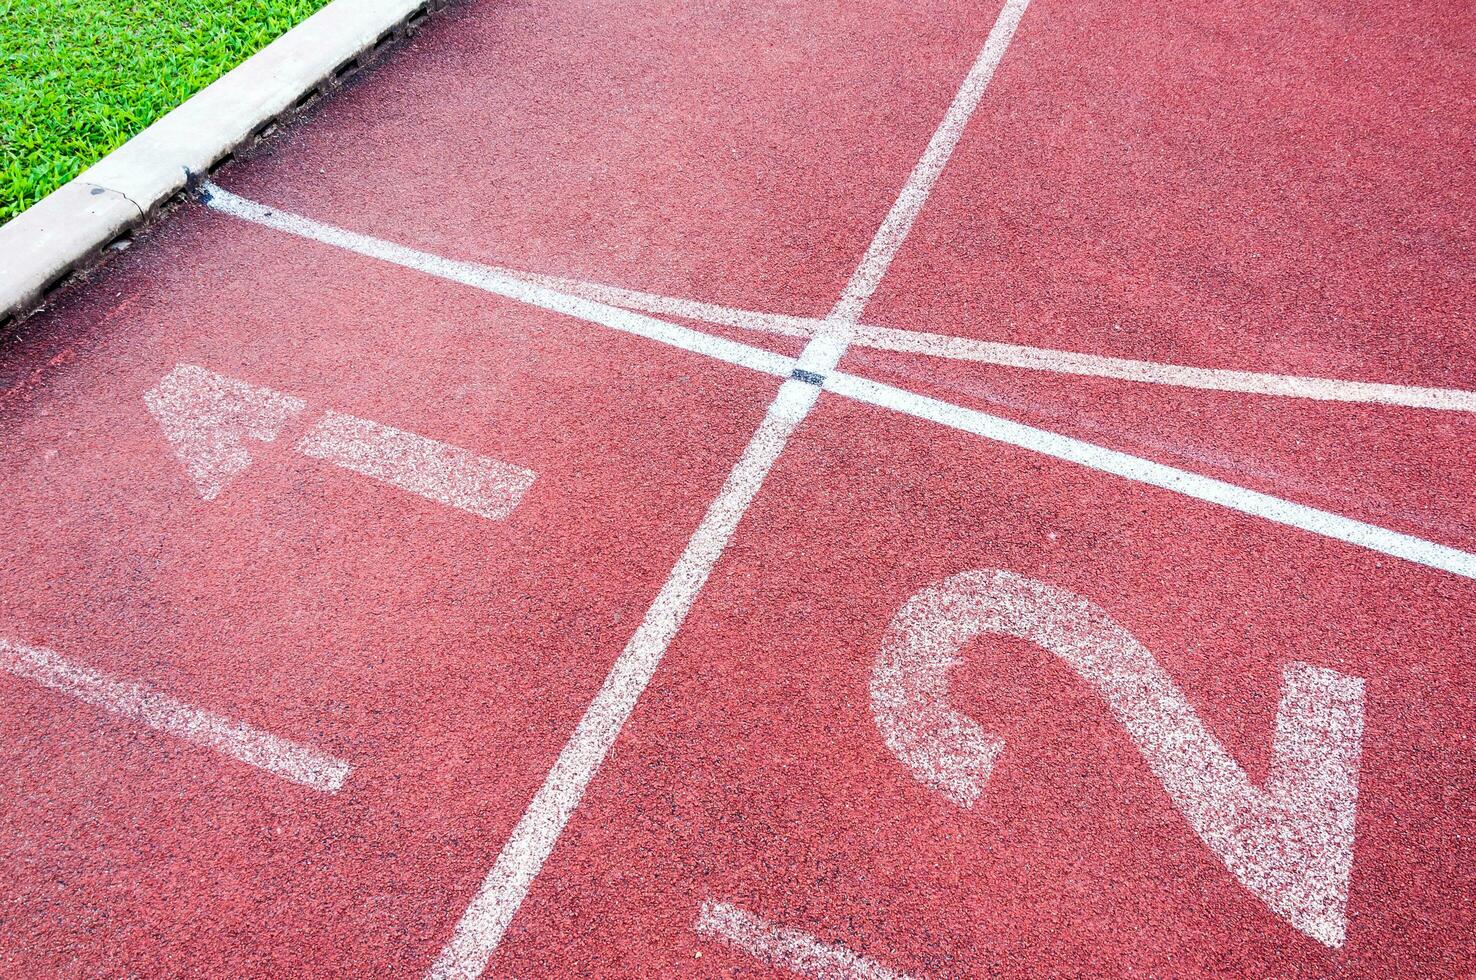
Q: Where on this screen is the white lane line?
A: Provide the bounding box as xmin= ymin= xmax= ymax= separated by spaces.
xmin=823 ymin=370 xmax=1476 ymax=580
xmin=296 ymin=411 xmax=536 ymax=521
xmin=694 ymin=900 xmax=918 ymax=980
xmin=427 ymin=380 xmax=825 ymax=980
xmin=828 ymin=0 xmax=1031 ymax=326
xmin=500 ymin=268 xmax=819 ymax=339
xmin=495 ymin=269 xmax=1476 ymax=412
xmin=199 ymin=193 xmax=1476 ymax=581
xmin=0 ymin=638 xmax=351 ymax=792
xmin=200 ymin=183 xmax=796 ymax=382
xmin=845 ymin=332 xmax=1476 ymax=411
xmin=429 ymin=4 xmax=1031 ymax=973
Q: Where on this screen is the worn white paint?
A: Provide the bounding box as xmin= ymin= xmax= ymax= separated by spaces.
xmin=497 ymin=268 xmax=821 ymax=339
xmin=694 ymin=900 xmax=917 ymax=980
xmin=147 ymin=366 xmax=535 ymax=521
xmin=201 ymin=190 xmax=1476 ymax=582
xmin=827 ymin=0 xmax=1032 ymax=326
xmin=0 ymin=638 xmax=351 ymax=792
xmin=144 ymin=363 xmax=307 ymax=500
xmin=824 ymin=371 xmax=1476 ymax=580
xmin=426 ymin=379 xmax=823 ymax=980
xmin=499 ymin=268 xmax=1476 ymax=412
xmin=853 ymin=331 xmax=1476 ymax=411
xmin=202 ymin=183 xmax=1476 ymax=583
xmin=425 ymin=4 xmax=1032 ymax=972
xmin=871 ymin=569 xmax=1364 ymax=946
xmin=296 ymin=411 xmax=535 ymax=521
xmin=201 ymin=184 xmax=796 ymax=382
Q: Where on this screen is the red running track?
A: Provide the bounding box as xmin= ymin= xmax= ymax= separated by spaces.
xmin=1 ymin=0 xmax=1473 ymax=976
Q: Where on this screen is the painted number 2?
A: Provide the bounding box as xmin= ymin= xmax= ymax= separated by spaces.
xmin=870 ymin=569 xmax=1365 ymax=948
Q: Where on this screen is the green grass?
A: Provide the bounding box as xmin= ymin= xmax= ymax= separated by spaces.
xmin=0 ymin=0 xmax=334 ymax=223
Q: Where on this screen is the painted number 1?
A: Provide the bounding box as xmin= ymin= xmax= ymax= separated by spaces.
xmin=870 ymin=569 xmax=1365 ymax=948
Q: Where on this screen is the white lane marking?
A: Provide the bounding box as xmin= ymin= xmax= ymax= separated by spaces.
xmin=296 ymin=411 xmax=535 ymax=521
xmin=499 ymin=268 xmax=820 ymax=339
xmin=200 ymin=184 xmax=796 ymax=382
xmin=198 ymin=194 xmax=1476 ymax=580
xmin=0 ymin=638 xmax=351 ymax=792
xmin=871 ymin=570 xmax=1364 ymax=947
xmin=823 ymin=371 xmax=1476 ymax=579
xmin=828 ymin=0 xmax=1032 ymax=326
xmin=497 ymin=268 xmax=1476 ymax=412
xmin=428 ymin=6 xmax=1030 ymax=972
xmin=427 ymin=379 xmax=825 ymax=980
xmin=694 ymin=900 xmax=918 ymax=980
xmin=853 ymin=333 xmax=1476 ymax=411
xmin=144 ymin=363 xmax=307 ymax=500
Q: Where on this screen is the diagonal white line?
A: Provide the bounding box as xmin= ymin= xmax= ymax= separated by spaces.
xmin=494 ymin=267 xmax=1476 ymax=413
xmin=201 ymin=188 xmax=1476 ymax=582
xmin=423 ymin=3 xmax=1032 ymax=974
xmin=0 ymin=638 xmax=351 ymax=792
xmin=427 ymin=380 xmax=823 ymax=978
xmin=694 ymin=900 xmax=918 ymax=980
xmin=200 ymin=184 xmax=796 ymax=382
xmin=497 ymin=266 xmax=821 ymax=339
xmin=822 ymin=372 xmax=1476 ymax=580
xmin=828 ymin=0 xmax=1032 ymax=327
xmin=197 ymin=0 xmax=1476 ymax=964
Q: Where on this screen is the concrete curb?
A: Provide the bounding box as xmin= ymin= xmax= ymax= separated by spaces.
xmin=0 ymin=0 xmax=449 ymax=329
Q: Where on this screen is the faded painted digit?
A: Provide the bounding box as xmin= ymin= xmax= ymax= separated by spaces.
xmin=144 ymin=363 xmax=307 ymax=500
xmin=294 ymin=411 xmax=536 ymax=522
xmin=870 ymin=569 xmax=1365 ymax=948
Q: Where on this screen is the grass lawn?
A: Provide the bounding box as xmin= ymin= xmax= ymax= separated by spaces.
xmin=0 ymin=0 xmax=334 ymax=223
